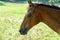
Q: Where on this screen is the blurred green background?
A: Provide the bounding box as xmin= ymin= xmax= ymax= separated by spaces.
xmin=0 ymin=0 xmax=60 ymax=40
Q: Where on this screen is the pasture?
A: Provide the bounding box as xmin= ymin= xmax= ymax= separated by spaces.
xmin=0 ymin=1 xmax=60 ymax=40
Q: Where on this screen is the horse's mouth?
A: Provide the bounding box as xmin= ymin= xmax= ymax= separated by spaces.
xmin=19 ymin=30 xmax=27 ymax=35
xmin=19 ymin=26 xmax=28 ymax=35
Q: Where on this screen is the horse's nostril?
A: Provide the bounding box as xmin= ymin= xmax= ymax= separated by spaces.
xmin=19 ymin=27 xmax=27 ymax=35
xmin=19 ymin=29 xmax=22 ymax=33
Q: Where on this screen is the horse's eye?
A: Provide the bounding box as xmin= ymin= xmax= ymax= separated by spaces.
xmin=27 ymin=13 xmax=31 ymax=17
xmin=30 ymin=5 xmax=31 ymax=7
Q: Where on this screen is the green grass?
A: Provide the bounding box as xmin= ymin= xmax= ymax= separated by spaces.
xmin=0 ymin=1 xmax=60 ymax=40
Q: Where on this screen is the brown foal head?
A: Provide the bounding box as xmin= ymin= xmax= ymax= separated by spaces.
xmin=19 ymin=0 xmax=42 ymax=35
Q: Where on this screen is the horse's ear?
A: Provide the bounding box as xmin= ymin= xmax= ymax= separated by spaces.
xmin=27 ymin=0 xmax=33 ymax=5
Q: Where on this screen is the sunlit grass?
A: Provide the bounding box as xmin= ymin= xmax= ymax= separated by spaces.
xmin=0 ymin=1 xmax=60 ymax=40
xmin=0 ymin=1 xmax=27 ymax=40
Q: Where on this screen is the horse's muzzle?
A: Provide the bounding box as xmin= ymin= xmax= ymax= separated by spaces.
xmin=19 ymin=26 xmax=27 ymax=35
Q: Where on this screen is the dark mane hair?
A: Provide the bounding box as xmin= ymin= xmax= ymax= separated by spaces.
xmin=35 ymin=4 xmax=60 ymax=10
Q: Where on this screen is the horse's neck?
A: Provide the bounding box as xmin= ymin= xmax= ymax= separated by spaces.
xmin=40 ymin=6 xmax=60 ymax=34
xmin=43 ymin=13 xmax=60 ymax=34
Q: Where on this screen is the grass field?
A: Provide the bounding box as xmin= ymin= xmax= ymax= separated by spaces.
xmin=0 ymin=1 xmax=60 ymax=40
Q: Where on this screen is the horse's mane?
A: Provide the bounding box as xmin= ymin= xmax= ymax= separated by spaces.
xmin=35 ymin=3 xmax=60 ymax=10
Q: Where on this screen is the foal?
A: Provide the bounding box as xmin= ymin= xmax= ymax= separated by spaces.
xmin=19 ymin=0 xmax=60 ymax=35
